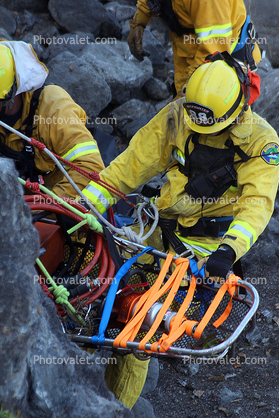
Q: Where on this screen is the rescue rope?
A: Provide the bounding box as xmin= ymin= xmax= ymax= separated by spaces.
xmin=36 ymin=257 xmax=86 ymax=326
xmin=0 ymin=120 xmax=159 ymax=245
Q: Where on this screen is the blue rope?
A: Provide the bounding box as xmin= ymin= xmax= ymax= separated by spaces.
xmin=91 ymin=246 xmax=154 ymax=345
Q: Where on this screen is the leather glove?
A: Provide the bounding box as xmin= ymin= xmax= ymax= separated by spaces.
xmin=206 ymin=245 xmax=236 ymax=280
xmin=127 ymin=19 xmax=150 ymax=61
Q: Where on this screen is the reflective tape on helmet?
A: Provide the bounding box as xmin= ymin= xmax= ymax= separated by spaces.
xmin=62 ymin=141 xmax=99 ymax=165
xmin=82 ymin=181 xmax=113 ymax=214
xmin=226 ymin=220 xmax=256 ymax=251
xmin=196 ymin=23 xmax=232 ymax=41
xmin=172 ymin=148 xmax=185 ymax=165
xmin=176 ymin=234 xmax=219 ymax=257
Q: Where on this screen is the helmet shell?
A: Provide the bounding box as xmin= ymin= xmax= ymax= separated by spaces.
xmin=184 ymin=60 xmax=246 ymax=134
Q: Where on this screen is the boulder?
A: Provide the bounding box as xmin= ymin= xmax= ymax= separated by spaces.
xmin=0 ymin=6 xmax=17 ymax=36
xmin=111 ymin=99 xmax=156 ymax=124
xmin=48 ymin=0 xmax=122 ymax=39
xmin=143 ymin=77 xmax=171 ymax=100
xmin=104 ymin=2 xmax=136 ymax=23
xmin=81 ymin=42 xmax=153 ymax=104
xmin=47 ymin=51 xmax=112 ymax=120
xmin=0 ymin=0 xmax=48 ymax=12
xmin=46 ymin=32 xmax=95 ymax=61
xmin=0 ymin=158 xmax=132 ymax=418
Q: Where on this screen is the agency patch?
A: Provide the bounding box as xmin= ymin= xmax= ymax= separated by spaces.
xmin=261 ymin=143 xmax=279 ymax=165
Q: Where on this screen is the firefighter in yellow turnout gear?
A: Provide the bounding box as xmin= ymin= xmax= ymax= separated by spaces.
xmin=84 ymin=54 xmax=279 ymax=407
xmin=128 ymin=0 xmax=261 ymax=97
xmin=0 ymin=40 xmax=150 ymax=411
xmin=0 ymin=40 xmax=105 ymax=196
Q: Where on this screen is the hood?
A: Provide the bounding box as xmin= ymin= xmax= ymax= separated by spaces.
xmin=0 ymin=39 xmax=48 ymax=95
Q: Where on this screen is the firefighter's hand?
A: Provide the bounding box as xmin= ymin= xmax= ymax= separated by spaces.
xmin=206 ymin=245 xmax=235 ymax=281
xmin=127 ymin=19 xmax=150 ymax=61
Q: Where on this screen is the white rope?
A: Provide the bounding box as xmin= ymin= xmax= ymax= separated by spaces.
xmin=0 ymin=120 xmax=159 ymax=243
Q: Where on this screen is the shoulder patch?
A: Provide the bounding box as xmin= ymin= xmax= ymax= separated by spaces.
xmin=261 ymin=143 xmax=279 ymax=165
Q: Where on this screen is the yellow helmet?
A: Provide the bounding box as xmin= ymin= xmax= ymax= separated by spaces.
xmin=0 ymin=44 xmax=16 ymax=100
xmin=184 ymin=56 xmax=246 ymax=134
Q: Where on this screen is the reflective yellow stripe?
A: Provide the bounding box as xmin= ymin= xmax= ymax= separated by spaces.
xmin=196 ymin=23 xmax=232 ymax=41
xmin=82 ymin=181 xmax=113 ymax=214
xmin=176 ymin=234 xmax=219 ymax=257
xmin=230 ymin=36 xmax=239 ymax=52
xmin=172 ymin=148 xmax=185 ymax=165
xmin=62 ymin=141 xmax=99 ymax=163
xmin=227 ymin=221 xmax=257 ymax=251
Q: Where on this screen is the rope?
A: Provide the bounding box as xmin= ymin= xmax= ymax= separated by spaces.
xmin=36 ymin=258 xmax=86 ymax=326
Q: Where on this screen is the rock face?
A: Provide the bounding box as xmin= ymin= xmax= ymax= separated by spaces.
xmin=0 ymin=158 xmax=132 ymax=418
xmin=47 ymin=51 xmax=112 ymax=120
xmin=80 ymin=42 xmax=153 ymax=104
xmin=48 ymin=0 xmax=122 ymax=39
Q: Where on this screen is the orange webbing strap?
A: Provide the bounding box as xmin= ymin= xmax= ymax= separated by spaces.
xmin=138 ymin=258 xmax=189 ymax=352
xmin=151 ymin=275 xmax=198 ymax=353
xmin=113 ymin=253 xmax=174 ymax=348
xmin=193 ymin=274 xmax=240 ymax=340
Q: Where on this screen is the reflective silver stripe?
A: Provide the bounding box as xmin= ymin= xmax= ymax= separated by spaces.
xmin=173 ymin=149 xmax=185 ymax=165
xmin=197 ymin=26 xmax=232 ymax=40
xmin=84 ymin=184 xmax=110 ymax=210
xmin=189 ymin=244 xmax=213 ymax=256
xmin=64 ymin=144 xmax=98 ymax=162
xmin=230 ymin=224 xmax=253 ymax=248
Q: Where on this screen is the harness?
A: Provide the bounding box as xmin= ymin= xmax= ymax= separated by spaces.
xmin=231 ymin=14 xmax=260 ymax=71
xmin=159 ymin=133 xmax=251 ymax=255
xmin=0 ymin=86 xmax=45 ymax=181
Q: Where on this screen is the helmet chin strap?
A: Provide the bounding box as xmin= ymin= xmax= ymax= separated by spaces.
xmin=0 ymin=101 xmax=7 ymax=116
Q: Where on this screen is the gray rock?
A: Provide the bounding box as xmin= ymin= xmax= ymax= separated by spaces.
xmin=16 ymin=9 xmax=36 ymax=32
xmin=48 ymin=0 xmax=122 ymax=39
xmin=81 ymin=42 xmax=153 ymax=104
xmin=106 ymin=0 xmax=137 ymax=5
xmin=46 ymin=32 xmax=95 ymax=61
xmin=143 ymin=77 xmax=170 ymax=100
xmin=251 ymin=57 xmax=279 ymax=133
xmin=187 ymin=363 xmax=199 ymax=377
xmin=142 ymin=29 xmax=166 ymax=64
xmin=121 ymin=19 xmax=131 ymax=39
xmin=0 ymin=6 xmax=16 ymax=35
xmin=20 ymin=33 xmax=44 ymax=60
xmin=47 ymin=51 xmax=112 ymax=119
xmin=0 ymin=28 xmax=12 ymax=40
xmin=141 ymin=357 xmax=159 ymax=395
xmin=0 ymin=0 xmax=48 ymax=12
xmin=131 ymin=396 xmax=156 ymax=418
xmin=244 ymin=0 xmax=279 ymax=67
xmin=111 ymin=99 xmax=156 ymax=123
xmin=245 ymin=325 xmax=262 ymax=346
xmin=148 ymin=17 xmax=170 ymax=46
xmin=104 ymin=2 xmax=136 ymax=22
xmin=0 ymin=158 xmax=132 ymax=418
xmin=261 ymin=309 xmax=273 ymax=324
xmin=217 ymin=386 xmax=243 ymax=406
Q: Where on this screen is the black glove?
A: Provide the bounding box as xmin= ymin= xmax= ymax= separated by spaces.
xmin=206 ymin=245 xmax=235 ymax=279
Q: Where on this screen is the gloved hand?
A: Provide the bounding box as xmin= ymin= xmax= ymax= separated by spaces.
xmin=127 ymin=19 xmax=150 ymax=61
xmin=206 ymin=245 xmax=236 ymax=280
